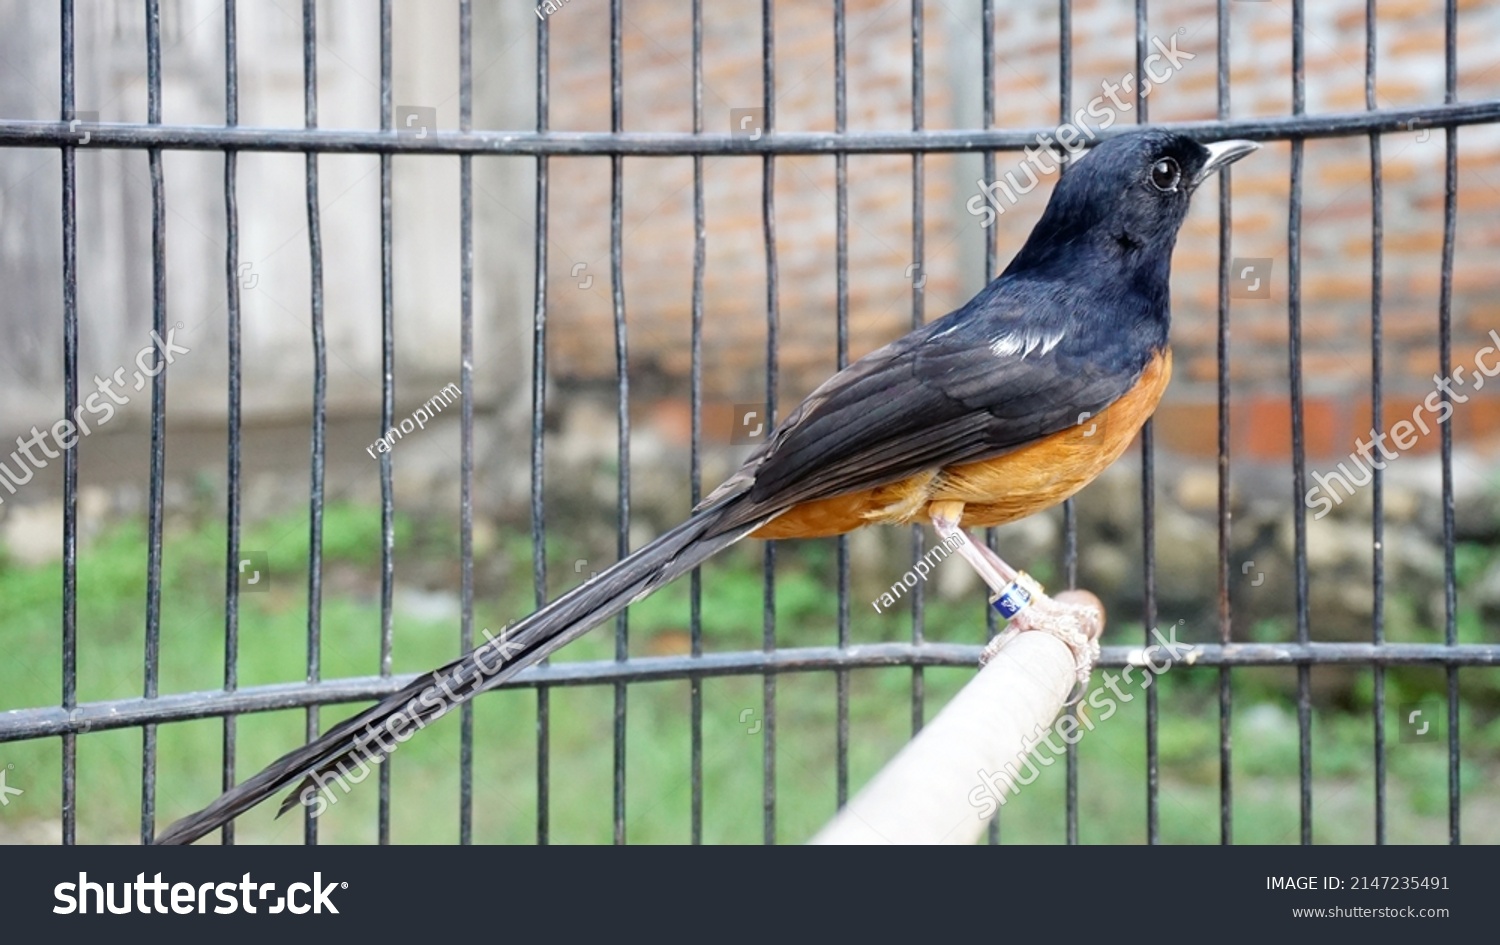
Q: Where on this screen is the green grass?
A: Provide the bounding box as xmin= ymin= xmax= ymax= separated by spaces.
xmin=0 ymin=504 xmax=1495 ymax=844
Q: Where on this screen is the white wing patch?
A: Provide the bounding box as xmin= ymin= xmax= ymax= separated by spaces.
xmin=989 ymin=328 xmax=1064 ymax=360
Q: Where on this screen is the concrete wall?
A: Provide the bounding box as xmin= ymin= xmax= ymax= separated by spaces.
xmin=0 ymin=0 xmax=536 ymax=505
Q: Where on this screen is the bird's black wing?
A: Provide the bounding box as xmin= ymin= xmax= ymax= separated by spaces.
xmin=708 ymin=290 xmax=1160 ymax=531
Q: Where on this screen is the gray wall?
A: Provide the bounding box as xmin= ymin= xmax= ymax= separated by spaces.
xmin=0 ymin=0 xmax=535 ymax=508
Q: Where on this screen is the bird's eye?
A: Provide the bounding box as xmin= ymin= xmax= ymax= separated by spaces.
xmin=1150 ymin=157 xmax=1181 ymax=192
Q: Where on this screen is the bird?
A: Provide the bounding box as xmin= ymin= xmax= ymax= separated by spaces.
xmin=155 ymin=128 xmax=1257 ymax=844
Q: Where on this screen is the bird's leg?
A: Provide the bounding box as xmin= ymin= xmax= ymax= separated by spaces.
xmin=929 ymin=502 xmax=1016 ymax=589
xmin=928 ymin=501 xmax=1102 ymax=701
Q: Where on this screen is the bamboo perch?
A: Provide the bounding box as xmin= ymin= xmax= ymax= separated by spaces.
xmin=810 ymin=590 xmax=1105 ymax=845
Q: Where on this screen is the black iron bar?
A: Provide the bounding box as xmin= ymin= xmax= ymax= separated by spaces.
xmin=531 ymin=4 xmax=553 ymax=848
xmin=141 ymin=0 xmax=167 ymax=847
xmin=1216 ymin=0 xmax=1235 ymax=847
xmin=833 ymin=0 xmax=852 ymax=812
xmin=4 ymin=103 xmax=1496 ymax=155
xmin=377 ymin=0 xmax=395 ymax=847
xmin=1441 ymin=0 xmax=1460 ymax=846
xmin=1135 ymin=0 xmax=1160 ymax=848
xmin=58 ymin=0 xmax=79 ymax=848
xmin=1059 ymin=0 xmax=1079 ymax=848
xmin=1289 ymin=0 xmax=1313 ymax=847
xmin=300 ymin=0 xmax=328 ymax=846
xmin=220 ymin=0 xmax=242 ymax=847
xmin=457 ymin=0 xmax=476 ymax=848
xmin=688 ymin=0 xmax=706 ymax=847
xmin=908 ymin=0 xmax=927 ymax=741
xmin=5 ymin=642 xmax=1495 ymax=744
xmin=760 ymin=0 xmax=780 ymax=848
xmin=1364 ymin=0 xmax=1387 ymax=846
xmin=609 ymin=0 xmax=630 ymax=847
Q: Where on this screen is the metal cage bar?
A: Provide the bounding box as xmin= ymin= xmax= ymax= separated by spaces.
xmin=689 ymin=0 xmax=707 ymax=846
xmin=608 ymin=0 xmax=631 ymax=848
xmin=1058 ymin=0 xmax=1080 ymax=849
xmin=1364 ymin=0 xmax=1387 ymax=846
xmin=220 ymin=0 xmax=242 ymax=847
xmin=980 ymin=0 xmax=998 ymax=849
xmin=141 ymin=0 xmax=167 ymax=846
xmin=58 ymin=0 xmax=80 ymax=851
xmin=457 ymin=0 xmax=477 ymax=849
xmin=5 ymin=103 xmax=1497 ymax=154
xmin=1215 ymin=0 xmax=1234 ymax=847
xmin=1289 ymin=0 xmax=1312 ymax=846
xmin=1135 ymin=0 xmax=1161 ymax=848
xmin=377 ymin=0 xmax=396 ymax=847
xmin=6 ymin=641 xmax=1494 ymax=742
xmin=834 ymin=0 xmax=852 ymax=816
xmin=530 ymin=2 xmax=553 ymax=848
xmin=908 ymin=0 xmax=929 ymax=747
xmin=1440 ymin=0 xmax=1462 ymax=845
xmin=759 ymin=0 xmax=780 ymax=848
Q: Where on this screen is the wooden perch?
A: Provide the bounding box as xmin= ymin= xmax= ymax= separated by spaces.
xmin=810 ymin=590 xmax=1105 ymax=845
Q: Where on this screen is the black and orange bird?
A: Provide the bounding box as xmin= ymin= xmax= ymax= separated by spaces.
xmin=156 ymin=128 xmax=1257 ymax=844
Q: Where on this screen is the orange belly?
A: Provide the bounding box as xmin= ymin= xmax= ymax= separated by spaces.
xmin=750 ymin=349 xmax=1172 ymax=539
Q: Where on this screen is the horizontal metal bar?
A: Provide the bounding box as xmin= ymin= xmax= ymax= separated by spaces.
xmin=2 ymin=641 xmax=1495 ymax=741
xmin=6 ymin=100 xmax=1496 ymax=156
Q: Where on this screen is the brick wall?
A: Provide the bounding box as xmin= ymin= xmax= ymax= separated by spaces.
xmin=539 ymin=0 xmax=1500 ymax=463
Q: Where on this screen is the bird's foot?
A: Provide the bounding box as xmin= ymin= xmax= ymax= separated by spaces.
xmin=979 ymin=576 xmax=1103 ymax=704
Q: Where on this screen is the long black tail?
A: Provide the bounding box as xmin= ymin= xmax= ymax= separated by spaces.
xmin=154 ymin=498 xmax=765 ymax=845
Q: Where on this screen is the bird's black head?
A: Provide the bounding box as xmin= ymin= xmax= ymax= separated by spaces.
xmin=1003 ymin=130 xmax=1257 ymax=289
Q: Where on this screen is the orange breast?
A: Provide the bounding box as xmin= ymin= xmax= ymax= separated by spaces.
xmin=750 ymin=349 xmax=1172 ymax=539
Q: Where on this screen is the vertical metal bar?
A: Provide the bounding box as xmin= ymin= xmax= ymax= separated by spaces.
xmin=609 ymin=0 xmax=630 ymax=846
xmin=980 ymin=0 xmax=997 ymax=847
xmin=1441 ymin=0 xmax=1460 ymax=846
xmin=1364 ymin=0 xmax=1387 ymax=846
xmin=1141 ymin=342 xmax=1160 ymax=844
xmin=1134 ymin=0 xmax=1160 ymax=847
xmin=458 ymin=0 xmax=476 ymax=848
xmin=59 ymin=0 xmax=79 ymax=848
xmin=1289 ymin=0 xmax=1313 ymax=847
xmin=377 ymin=0 xmax=395 ymax=847
xmin=220 ymin=0 xmax=242 ymax=847
xmin=1134 ymin=1 xmax=1148 ymax=118
xmin=1057 ymin=0 xmax=1079 ymax=662
xmin=301 ymin=0 xmax=327 ymax=846
xmin=1058 ymin=0 xmax=1079 ymax=847
xmin=908 ymin=0 xmax=926 ymax=739
xmin=1216 ymin=0 xmax=1235 ymax=847
xmin=980 ymin=0 xmax=996 ymax=285
xmin=689 ymin=0 xmax=705 ymax=846
xmin=141 ymin=0 xmax=168 ymax=846
xmin=531 ymin=3 xmax=552 ymax=847
xmin=1055 ymin=35 xmax=1096 ymax=840
xmin=833 ymin=0 xmax=851 ymax=811
xmin=760 ymin=0 xmax=779 ymax=846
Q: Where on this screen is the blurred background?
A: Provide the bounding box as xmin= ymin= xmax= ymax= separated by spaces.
xmin=1 ymin=0 xmax=1498 ymax=843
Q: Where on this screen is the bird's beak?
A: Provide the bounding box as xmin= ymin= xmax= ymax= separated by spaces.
xmin=1194 ymin=139 xmax=1259 ymax=185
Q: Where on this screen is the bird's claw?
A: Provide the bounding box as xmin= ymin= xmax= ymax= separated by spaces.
xmin=979 ymin=573 xmax=1102 ymax=704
